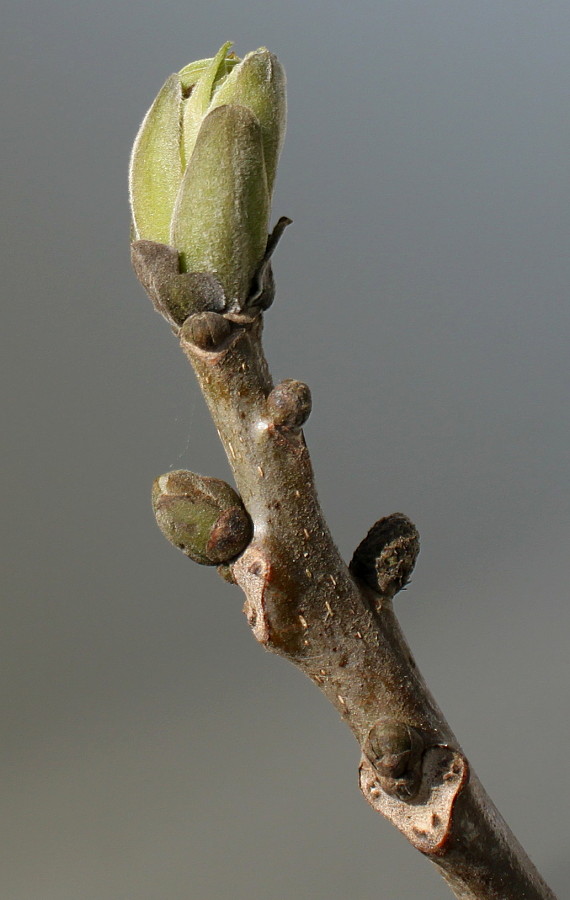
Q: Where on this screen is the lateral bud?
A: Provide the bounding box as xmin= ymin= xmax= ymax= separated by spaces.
xmin=266 ymin=379 xmax=312 ymax=428
xmin=180 ymin=311 xmax=234 ymax=351
xmin=363 ymin=720 xmax=425 ymax=801
xmin=152 ymin=470 xmax=253 ymax=565
xmin=350 ymin=513 xmax=419 ymax=600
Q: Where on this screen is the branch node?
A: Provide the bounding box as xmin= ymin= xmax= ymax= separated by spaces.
xmin=359 ymin=736 xmax=469 ymax=856
xmin=233 ymin=547 xmax=273 ymax=644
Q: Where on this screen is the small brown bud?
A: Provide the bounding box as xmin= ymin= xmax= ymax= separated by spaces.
xmin=180 ymin=311 xmax=233 ymax=350
xmin=266 ymin=379 xmax=312 ymax=428
xmin=363 ymin=720 xmax=424 ymax=800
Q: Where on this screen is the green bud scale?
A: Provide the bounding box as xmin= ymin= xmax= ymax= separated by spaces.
xmin=152 ymin=470 xmax=253 ymax=566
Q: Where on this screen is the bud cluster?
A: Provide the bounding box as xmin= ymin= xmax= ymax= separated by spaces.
xmin=129 ymin=43 xmax=286 ymax=313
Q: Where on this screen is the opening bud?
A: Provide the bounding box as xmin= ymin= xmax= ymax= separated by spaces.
xmin=152 ymin=470 xmax=253 ymax=566
xmin=129 ymin=44 xmax=286 ymax=315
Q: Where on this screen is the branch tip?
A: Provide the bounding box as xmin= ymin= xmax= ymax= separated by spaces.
xmin=360 ymin=741 xmax=469 ymax=856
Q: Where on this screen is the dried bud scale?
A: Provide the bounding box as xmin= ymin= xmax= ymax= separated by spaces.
xmin=350 ymin=513 xmax=420 ymax=599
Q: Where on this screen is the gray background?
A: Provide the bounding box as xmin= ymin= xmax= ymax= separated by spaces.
xmin=2 ymin=1 xmax=569 ymax=898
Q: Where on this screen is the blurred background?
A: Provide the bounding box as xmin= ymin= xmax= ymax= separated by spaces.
xmin=2 ymin=1 xmax=569 ymax=897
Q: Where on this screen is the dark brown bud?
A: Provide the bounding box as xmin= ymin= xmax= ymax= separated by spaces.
xmin=266 ymin=379 xmax=312 ymax=428
xmin=350 ymin=513 xmax=419 ymax=599
xmin=152 ymin=470 xmax=252 ymax=565
xmin=363 ymin=721 xmax=424 ymax=800
xmin=180 ymin=311 xmax=233 ymax=350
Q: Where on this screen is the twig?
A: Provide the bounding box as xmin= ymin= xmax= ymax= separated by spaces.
xmin=131 ymin=234 xmax=558 ymax=900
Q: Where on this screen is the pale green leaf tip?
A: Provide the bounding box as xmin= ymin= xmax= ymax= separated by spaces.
xmin=178 ymin=41 xmax=235 ymax=90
